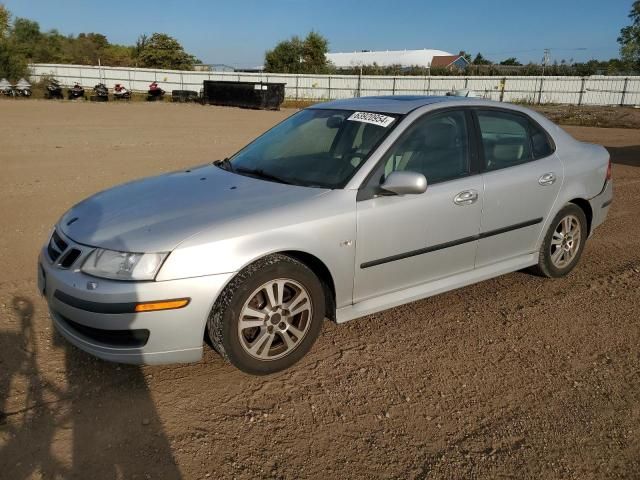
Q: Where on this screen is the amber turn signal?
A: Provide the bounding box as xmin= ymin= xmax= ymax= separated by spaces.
xmin=134 ymin=298 xmax=190 ymax=312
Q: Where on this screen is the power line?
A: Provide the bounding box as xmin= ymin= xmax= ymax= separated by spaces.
xmin=484 ymin=46 xmax=605 ymax=56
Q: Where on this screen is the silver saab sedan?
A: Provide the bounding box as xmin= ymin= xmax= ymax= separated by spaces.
xmin=38 ymin=96 xmax=613 ymax=374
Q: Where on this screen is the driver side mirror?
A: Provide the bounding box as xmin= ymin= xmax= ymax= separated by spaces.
xmin=380 ymin=171 xmax=427 ymax=195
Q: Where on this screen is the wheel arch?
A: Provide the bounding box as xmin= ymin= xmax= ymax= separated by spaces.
xmin=205 ymin=249 xmax=338 ymax=343
xmin=568 ymin=197 xmax=593 ymax=235
xmin=279 ymin=250 xmax=337 ymax=322
xmin=235 ymin=249 xmax=338 ymax=322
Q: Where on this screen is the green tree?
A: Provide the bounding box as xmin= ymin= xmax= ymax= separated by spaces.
xmin=0 ymin=5 xmax=197 ymax=70
xmin=265 ymin=31 xmax=330 ymax=73
xmin=265 ymin=35 xmax=304 ymax=73
xmin=500 ymin=57 xmax=522 ymax=66
xmin=134 ymin=33 xmax=148 ymax=60
xmin=0 ymin=41 xmax=27 ymax=79
xmin=0 ymin=5 xmax=28 ymax=80
xmin=101 ymin=44 xmax=134 ymax=66
xmin=618 ymin=0 xmax=640 ymax=70
xmin=472 ymin=52 xmax=492 ymax=65
xmin=37 ymin=29 xmax=70 ymax=63
xmin=0 ymin=4 xmax=10 ymax=38
xmin=301 ymin=31 xmax=330 ymax=73
xmin=73 ymin=32 xmax=109 ymax=64
xmin=11 ymin=19 xmax=76 ymax=64
xmin=12 ymin=18 xmax=41 ymax=59
xmin=137 ymin=32 xmax=198 ymax=70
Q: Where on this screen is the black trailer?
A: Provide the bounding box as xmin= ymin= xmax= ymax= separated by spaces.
xmin=202 ymin=80 xmax=285 ymax=110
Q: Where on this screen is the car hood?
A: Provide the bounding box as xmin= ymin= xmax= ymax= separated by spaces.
xmin=59 ymin=164 xmax=330 ymax=252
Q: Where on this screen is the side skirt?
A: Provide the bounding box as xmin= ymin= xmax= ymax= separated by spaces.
xmin=335 ymin=253 xmax=537 ymax=324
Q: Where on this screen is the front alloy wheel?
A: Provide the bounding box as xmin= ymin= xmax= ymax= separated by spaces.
xmin=238 ymin=279 xmax=313 ymax=361
xmin=207 ymin=254 xmax=325 ymax=375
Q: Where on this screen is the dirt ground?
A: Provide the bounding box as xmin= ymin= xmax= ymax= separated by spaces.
xmin=532 ymin=105 xmax=640 ymax=130
xmin=0 ymin=100 xmax=639 ymax=480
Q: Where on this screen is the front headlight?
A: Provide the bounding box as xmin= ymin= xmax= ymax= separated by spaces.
xmin=81 ymin=249 xmax=168 ymax=281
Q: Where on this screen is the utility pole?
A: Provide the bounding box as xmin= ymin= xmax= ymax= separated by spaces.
xmin=542 ymin=48 xmax=551 ymax=76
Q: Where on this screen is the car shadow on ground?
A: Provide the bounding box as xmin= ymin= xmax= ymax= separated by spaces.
xmin=0 ymin=296 xmax=183 ymax=479
xmin=606 ymin=145 xmax=640 ymax=167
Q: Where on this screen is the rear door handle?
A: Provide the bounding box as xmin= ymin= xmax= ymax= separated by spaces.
xmin=538 ymin=172 xmax=556 ymax=186
xmin=453 ymin=190 xmax=478 ymax=206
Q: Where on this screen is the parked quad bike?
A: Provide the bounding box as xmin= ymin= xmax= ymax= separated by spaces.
xmin=14 ymin=78 xmax=32 ymax=97
xmin=45 ymin=79 xmax=64 ymax=99
xmin=113 ymin=84 xmax=131 ymax=100
xmin=14 ymin=86 xmax=32 ymax=97
xmin=91 ymin=82 xmax=109 ymax=102
xmin=147 ymin=81 xmax=165 ymax=101
xmin=67 ymin=83 xmax=86 ymax=100
xmin=0 ymin=78 xmax=13 ymax=96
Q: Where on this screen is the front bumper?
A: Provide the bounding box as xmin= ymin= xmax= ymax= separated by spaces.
xmin=38 ymin=248 xmax=234 ymax=365
xmin=588 ymin=179 xmax=613 ymax=235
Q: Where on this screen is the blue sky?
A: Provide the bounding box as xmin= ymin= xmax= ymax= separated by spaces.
xmin=4 ymin=0 xmax=632 ymax=68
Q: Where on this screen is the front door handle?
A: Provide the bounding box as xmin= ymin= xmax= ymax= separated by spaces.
xmin=453 ymin=190 xmax=478 ymax=206
xmin=539 ymin=172 xmax=556 ymax=186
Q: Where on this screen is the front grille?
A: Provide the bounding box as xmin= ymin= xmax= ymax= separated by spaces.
xmin=47 ymin=230 xmax=82 ymax=269
xmin=47 ymin=242 xmax=61 ymax=262
xmin=48 ymin=230 xmax=68 ymax=262
xmin=52 ymin=230 xmax=67 ymax=251
xmin=56 ymin=313 xmax=150 ymax=348
xmin=60 ymin=248 xmax=81 ymax=268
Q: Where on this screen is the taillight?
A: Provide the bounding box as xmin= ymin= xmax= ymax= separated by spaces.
xmin=606 ymin=158 xmax=612 ymax=181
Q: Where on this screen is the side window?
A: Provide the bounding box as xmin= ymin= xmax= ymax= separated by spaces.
xmin=380 ymin=110 xmax=470 ymax=184
xmin=477 ymin=110 xmax=532 ymax=171
xmin=529 ymin=121 xmax=554 ymax=158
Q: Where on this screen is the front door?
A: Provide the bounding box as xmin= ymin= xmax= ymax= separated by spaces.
xmin=354 ymin=109 xmax=483 ymax=303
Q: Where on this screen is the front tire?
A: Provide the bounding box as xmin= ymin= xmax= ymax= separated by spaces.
xmin=533 ymin=203 xmax=588 ymax=278
xmin=207 ymin=254 xmax=325 ymax=375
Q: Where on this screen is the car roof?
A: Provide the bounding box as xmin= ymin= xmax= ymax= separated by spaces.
xmin=308 ymin=95 xmax=484 ymax=115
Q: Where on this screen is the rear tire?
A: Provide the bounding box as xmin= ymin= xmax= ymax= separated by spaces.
xmin=207 ymin=254 xmax=325 ymax=375
xmin=532 ymin=203 xmax=588 ymax=278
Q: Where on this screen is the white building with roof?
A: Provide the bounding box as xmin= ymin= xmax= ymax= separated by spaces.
xmin=326 ymin=49 xmax=454 ymax=69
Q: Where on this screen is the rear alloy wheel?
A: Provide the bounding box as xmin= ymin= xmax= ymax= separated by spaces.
xmin=207 ymin=254 xmax=325 ymax=375
xmin=549 ymin=214 xmax=582 ymax=269
xmin=533 ymin=204 xmax=588 ymax=278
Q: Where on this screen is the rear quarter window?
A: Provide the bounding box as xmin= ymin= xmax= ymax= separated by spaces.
xmin=529 ymin=121 xmax=554 ymax=158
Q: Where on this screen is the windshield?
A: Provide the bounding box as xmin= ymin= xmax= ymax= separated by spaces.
xmin=227 ymin=109 xmax=400 ymax=188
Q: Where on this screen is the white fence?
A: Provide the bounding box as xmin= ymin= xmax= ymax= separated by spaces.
xmin=30 ymin=63 xmax=640 ymax=106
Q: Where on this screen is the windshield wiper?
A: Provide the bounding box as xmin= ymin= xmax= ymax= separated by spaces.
xmin=213 ymin=157 xmax=234 ymax=172
xmin=234 ymin=167 xmax=296 ymax=185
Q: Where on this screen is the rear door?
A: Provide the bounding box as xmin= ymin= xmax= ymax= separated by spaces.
xmin=474 ymin=108 xmax=563 ymax=267
xmin=354 ymin=109 xmax=483 ymax=303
